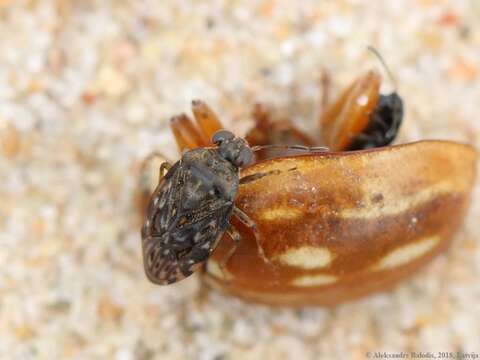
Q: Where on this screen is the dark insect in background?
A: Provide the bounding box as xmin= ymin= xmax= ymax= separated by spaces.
xmin=347 ymin=92 xmax=403 ymax=150
xmin=347 ymin=47 xmax=404 ymax=150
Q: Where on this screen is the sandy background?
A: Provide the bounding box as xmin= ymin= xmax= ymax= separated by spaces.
xmin=1 ymin=1 xmax=479 ymax=359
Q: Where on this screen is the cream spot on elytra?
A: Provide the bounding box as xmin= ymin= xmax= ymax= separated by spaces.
xmin=371 ymin=235 xmax=440 ymax=271
xmin=341 ymin=182 xmax=460 ymax=220
xmin=292 ymin=274 xmax=338 ymax=287
xmin=275 ymin=246 xmax=334 ymax=269
xmin=260 ymin=206 xmax=303 ymax=221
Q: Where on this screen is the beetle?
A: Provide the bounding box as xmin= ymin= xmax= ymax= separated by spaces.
xmin=137 ymin=75 xmax=476 ymax=305
xmin=204 ymin=140 xmax=476 ymax=306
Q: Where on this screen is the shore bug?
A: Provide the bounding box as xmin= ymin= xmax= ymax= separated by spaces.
xmin=141 ymin=127 xmax=259 ymax=284
xmin=137 ymin=68 xmax=477 ymax=305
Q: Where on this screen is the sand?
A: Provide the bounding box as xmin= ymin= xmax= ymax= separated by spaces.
xmin=1 ymin=1 xmax=479 ymax=359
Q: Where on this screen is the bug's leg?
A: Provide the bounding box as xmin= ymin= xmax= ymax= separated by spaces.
xmin=215 ymin=225 xmax=242 ymax=283
xmin=170 ymin=113 xmax=209 ymax=152
xmin=222 ymin=225 xmax=241 ymax=268
xmin=191 ymin=100 xmax=223 ymax=143
xmin=136 ymin=152 xmax=171 ymax=221
xmin=159 ymin=161 xmax=172 ymax=178
xmin=232 ymin=206 xmax=271 ymax=265
xmin=139 ymin=152 xmax=171 ymax=188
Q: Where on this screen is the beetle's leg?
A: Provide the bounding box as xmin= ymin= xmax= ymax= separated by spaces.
xmin=348 ymin=132 xmax=374 ymax=143
xmin=245 ymin=103 xmax=315 ymax=152
xmin=243 ymin=103 xmax=272 ymax=146
xmin=371 ymin=115 xmax=390 ymax=132
xmin=170 ymin=113 xmax=209 ymax=152
xmin=232 ymin=206 xmax=271 ymax=265
xmin=348 ymin=131 xmax=388 ymax=150
xmin=346 ymin=132 xmax=377 ymax=150
xmin=191 ymin=100 xmax=223 ymax=143
xmin=319 ymin=71 xmax=381 ymax=151
xmin=319 ymin=68 xmax=331 ymax=111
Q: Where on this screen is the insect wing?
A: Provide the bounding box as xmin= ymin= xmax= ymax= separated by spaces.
xmin=141 ymin=162 xmax=185 ymax=284
xmin=142 ymin=162 xmax=181 ymax=238
xmin=142 ymin=233 xmax=185 ymax=284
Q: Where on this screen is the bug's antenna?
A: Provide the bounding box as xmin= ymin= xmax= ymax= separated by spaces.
xmin=367 ymin=46 xmax=398 ymax=90
xmin=251 ymin=144 xmax=329 ymax=153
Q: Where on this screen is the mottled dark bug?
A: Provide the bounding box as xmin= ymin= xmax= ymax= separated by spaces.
xmin=141 ymin=129 xmax=263 ymax=284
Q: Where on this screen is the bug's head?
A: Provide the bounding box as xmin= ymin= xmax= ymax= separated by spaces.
xmin=212 ymin=130 xmax=253 ymax=168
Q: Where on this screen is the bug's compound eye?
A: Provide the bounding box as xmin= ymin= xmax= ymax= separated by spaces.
xmin=212 ymin=130 xmax=235 ymax=145
xmin=235 ymin=146 xmax=253 ymax=167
